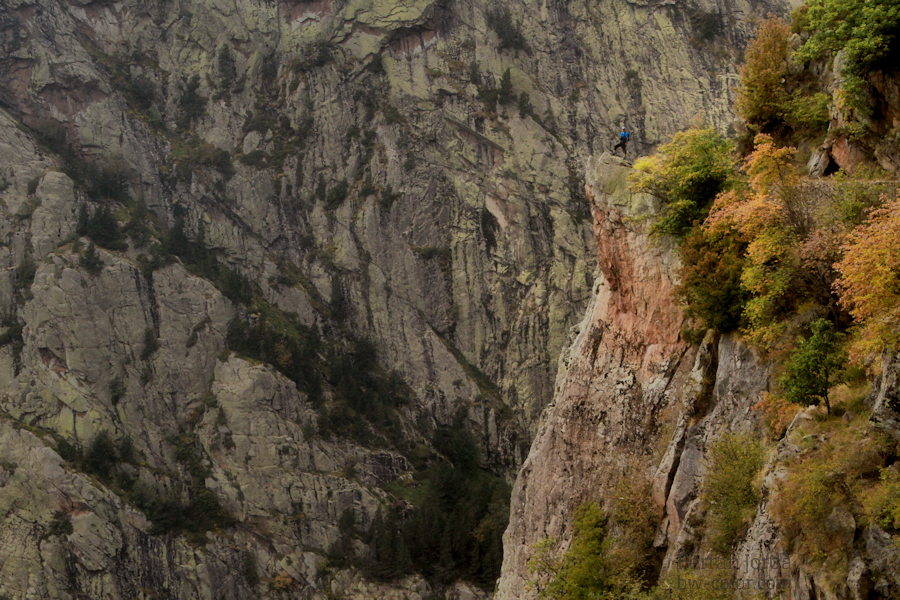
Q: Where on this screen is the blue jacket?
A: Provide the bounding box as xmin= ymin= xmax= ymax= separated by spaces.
xmin=620 ymin=131 xmax=629 ymax=142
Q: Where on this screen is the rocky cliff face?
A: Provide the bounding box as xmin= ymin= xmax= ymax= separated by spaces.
xmin=497 ymin=153 xmax=696 ymax=599
xmin=0 ymin=0 xmax=787 ymax=596
xmin=496 ymin=153 xmax=900 ymax=600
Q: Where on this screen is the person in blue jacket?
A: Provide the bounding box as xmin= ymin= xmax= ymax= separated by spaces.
xmin=613 ymin=126 xmax=629 ymax=157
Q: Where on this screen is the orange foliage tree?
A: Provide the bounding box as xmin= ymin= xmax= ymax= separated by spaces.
xmin=834 ymin=198 xmax=900 ymax=358
xmin=706 ymin=134 xmax=803 ymax=350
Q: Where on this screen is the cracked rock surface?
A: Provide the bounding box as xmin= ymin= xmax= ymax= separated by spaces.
xmin=0 ymin=0 xmax=786 ymax=596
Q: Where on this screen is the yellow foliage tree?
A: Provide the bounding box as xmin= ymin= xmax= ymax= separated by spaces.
xmin=736 ymin=17 xmax=793 ymax=134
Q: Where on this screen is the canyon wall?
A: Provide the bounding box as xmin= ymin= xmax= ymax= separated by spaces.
xmin=0 ymin=0 xmax=788 ymax=596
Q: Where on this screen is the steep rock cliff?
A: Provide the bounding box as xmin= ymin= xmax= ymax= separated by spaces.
xmin=0 ymin=0 xmax=789 ymax=596
xmin=497 ymin=153 xmax=900 ymax=600
xmin=497 ymin=152 xmax=695 ymax=599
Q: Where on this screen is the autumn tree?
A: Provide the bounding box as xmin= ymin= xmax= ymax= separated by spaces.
xmin=705 ymin=134 xmax=804 ymax=349
xmin=736 ymin=17 xmax=830 ymax=142
xmin=835 ymin=198 xmax=900 ymax=358
xmin=736 ymin=17 xmax=793 ymax=134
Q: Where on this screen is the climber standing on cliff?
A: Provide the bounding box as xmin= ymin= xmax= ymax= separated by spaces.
xmin=613 ymin=126 xmax=629 ymax=157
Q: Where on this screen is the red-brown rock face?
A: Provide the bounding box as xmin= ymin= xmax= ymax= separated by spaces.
xmin=496 ymin=153 xmax=694 ymax=599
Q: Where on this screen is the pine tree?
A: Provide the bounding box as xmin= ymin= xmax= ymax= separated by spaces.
xmin=499 ymin=68 xmax=514 ymax=105
xmin=80 ymin=243 xmax=104 ymax=275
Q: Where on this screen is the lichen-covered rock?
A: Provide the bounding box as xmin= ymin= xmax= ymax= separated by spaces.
xmin=0 ymin=0 xmax=788 ymax=594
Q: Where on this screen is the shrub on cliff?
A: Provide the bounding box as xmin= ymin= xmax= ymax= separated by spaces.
xmin=528 ymin=502 xmax=614 ymax=599
xmin=631 ymin=127 xmax=737 ymax=238
xmin=487 ymin=8 xmax=528 ymax=54
xmin=527 ymin=492 xmax=659 ymax=599
xmin=702 ymin=433 xmax=766 ymax=553
xmin=778 ymin=318 xmax=847 ymax=414
xmin=773 ymin=416 xmax=894 ymax=561
xmin=176 ymin=75 xmax=207 ymax=130
xmin=79 ymin=242 xmax=104 ymax=275
xmin=676 ymin=225 xmax=748 ymax=335
xmin=792 ymin=0 xmax=899 ymax=119
xmin=77 ymin=204 xmax=128 ymax=250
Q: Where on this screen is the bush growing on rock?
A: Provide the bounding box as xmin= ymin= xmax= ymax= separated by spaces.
xmin=675 ymin=225 xmax=748 ymax=335
xmin=487 ymin=8 xmax=528 ymax=54
xmin=176 ymin=75 xmax=207 ymax=130
xmin=79 ymin=242 xmax=104 ymax=275
xmin=77 ymin=204 xmax=128 ymax=251
xmin=778 ymin=318 xmax=847 ymax=414
xmin=631 ymin=127 xmax=737 ymax=238
xmin=217 ymin=45 xmax=236 ymax=90
xmin=702 ymin=433 xmax=766 ymax=553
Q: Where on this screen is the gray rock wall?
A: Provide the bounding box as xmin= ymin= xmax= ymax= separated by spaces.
xmin=0 ymin=0 xmax=788 ymax=596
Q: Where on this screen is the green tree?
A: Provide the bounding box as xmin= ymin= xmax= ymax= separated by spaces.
xmin=82 ymin=429 xmax=118 ymax=479
xmin=779 ymin=318 xmax=847 ymax=414
xmin=83 ymin=205 xmax=127 ymax=250
xmin=469 ymin=60 xmax=481 ymax=85
xmin=499 ymin=68 xmax=514 ymax=105
xmin=518 ymin=91 xmax=533 ymax=117
xmin=795 ymin=0 xmax=900 ymax=117
xmin=367 ymin=509 xmax=412 ymax=580
xmin=177 ymin=75 xmax=207 ymax=130
xmin=631 ymin=127 xmax=737 ymax=237
xmin=488 ymin=9 xmax=528 ymax=54
xmin=675 ymin=224 xmax=748 ymax=335
xmin=528 ymin=502 xmax=612 ymax=600
xmin=217 ymin=45 xmax=236 ymax=89
xmin=79 ymin=243 xmax=104 ymax=275
xmin=703 ymin=433 xmax=766 ymax=553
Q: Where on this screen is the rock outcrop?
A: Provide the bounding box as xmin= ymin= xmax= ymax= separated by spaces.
xmin=498 ymin=153 xmax=693 ymax=599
